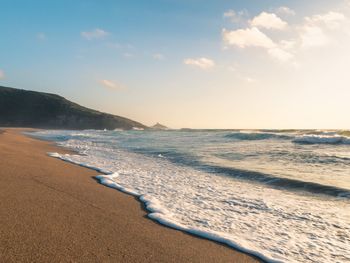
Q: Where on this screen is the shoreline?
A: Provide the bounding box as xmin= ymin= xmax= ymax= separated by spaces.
xmin=0 ymin=128 xmax=260 ymax=262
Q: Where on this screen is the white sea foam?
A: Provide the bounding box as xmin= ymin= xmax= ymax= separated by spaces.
xmin=42 ymin=133 xmax=350 ymax=263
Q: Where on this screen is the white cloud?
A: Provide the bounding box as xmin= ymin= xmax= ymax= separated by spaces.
xmin=222 ymin=7 xmax=349 ymax=65
xmin=250 ymin=12 xmax=288 ymax=30
xmin=223 ymin=9 xmax=246 ymax=23
xmin=280 ymin=39 xmax=297 ymax=50
xmin=268 ymin=47 xmax=294 ymax=62
xmin=223 ymin=27 xmax=275 ymax=49
xmin=81 ymin=28 xmax=109 ymax=40
xmin=299 ymin=11 xmax=347 ymax=48
xmin=300 ymin=25 xmax=330 ymax=48
xmin=276 ymin=6 xmax=296 ymax=16
xmin=305 ymin=11 xmax=346 ymax=29
xmin=0 ymin=70 xmax=5 ymax=79
xmin=100 ymin=79 xmax=124 ymax=90
xmin=184 ymin=57 xmax=215 ymax=69
xmin=222 ymin=11 xmax=295 ymax=63
xmin=222 ymin=27 xmax=296 ymax=62
xmin=153 ymin=53 xmax=165 ymax=60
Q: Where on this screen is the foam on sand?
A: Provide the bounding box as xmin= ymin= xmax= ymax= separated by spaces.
xmin=46 ymin=141 xmax=350 ymax=263
xmin=48 ymin=152 xmax=279 ymax=263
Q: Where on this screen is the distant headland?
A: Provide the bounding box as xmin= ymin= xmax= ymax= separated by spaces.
xmin=150 ymin=122 xmax=169 ymax=130
xmin=0 ymin=86 xmax=146 ymax=130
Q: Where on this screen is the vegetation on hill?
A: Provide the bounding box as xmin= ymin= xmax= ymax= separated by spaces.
xmin=0 ymin=86 xmax=146 ymax=130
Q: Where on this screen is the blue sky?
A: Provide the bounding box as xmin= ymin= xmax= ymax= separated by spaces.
xmin=1 ymin=0 xmax=349 ymax=128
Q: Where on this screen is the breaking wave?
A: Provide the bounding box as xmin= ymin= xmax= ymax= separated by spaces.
xmin=293 ymin=135 xmax=350 ymax=145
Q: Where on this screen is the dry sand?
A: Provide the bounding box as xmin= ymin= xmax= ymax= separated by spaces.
xmin=0 ymin=128 xmax=260 ymax=263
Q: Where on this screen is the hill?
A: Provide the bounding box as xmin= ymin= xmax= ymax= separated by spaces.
xmin=150 ymin=123 xmax=168 ymax=130
xmin=0 ymin=86 xmax=146 ymax=130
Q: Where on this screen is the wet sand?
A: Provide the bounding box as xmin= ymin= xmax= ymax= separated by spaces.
xmin=0 ymin=128 xmax=260 ymax=262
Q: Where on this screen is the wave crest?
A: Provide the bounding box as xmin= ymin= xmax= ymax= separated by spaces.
xmin=293 ymin=135 xmax=350 ymax=145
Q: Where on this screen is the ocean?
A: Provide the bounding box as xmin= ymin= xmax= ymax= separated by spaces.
xmin=31 ymin=129 xmax=350 ymax=263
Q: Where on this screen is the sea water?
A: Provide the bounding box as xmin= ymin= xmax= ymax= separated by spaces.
xmin=31 ymin=129 xmax=350 ymax=263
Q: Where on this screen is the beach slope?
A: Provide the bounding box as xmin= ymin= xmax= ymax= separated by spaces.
xmin=0 ymin=129 xmax=259 ymax=262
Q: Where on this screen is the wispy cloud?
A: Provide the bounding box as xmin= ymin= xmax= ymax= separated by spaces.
xmin=0 ymin=69 xmax=5 ymax=79
xmin=81 ymin=28 xmax=109 ymax=40
xmin=184 ymin=57 xmax=215 ymax=69
xmin=276 ymin=6 xmax=296 ymax=16
xmin=223 ymin=9 xmax=247 ymax=23
xmin=250 ymin=12 xmax=288 ymax=30
xmin=100 ymin=79 xmax=124 ymax=91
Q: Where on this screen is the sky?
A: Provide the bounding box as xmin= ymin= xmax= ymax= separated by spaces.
xmin=1 ymin=0 xmax=350 ymax=129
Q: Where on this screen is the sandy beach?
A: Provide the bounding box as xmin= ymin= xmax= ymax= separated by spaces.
xmin=0 ymin=128 xmax=259 ymax=263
